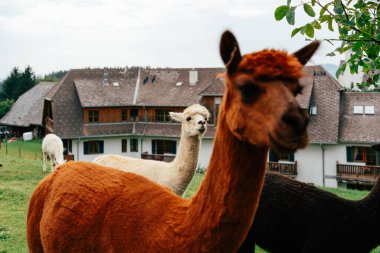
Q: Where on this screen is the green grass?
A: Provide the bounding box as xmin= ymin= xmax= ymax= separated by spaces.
xmin=0 ymin=141 xmax=379 ymax=252
xmin=0 ymin=140 xmax=46 ymax=253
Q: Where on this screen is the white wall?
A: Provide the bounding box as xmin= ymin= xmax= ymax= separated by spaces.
xmin=295 ymin=144 xmax=323 ymax=186
xmin=70 ymin=136 xmax=214 ymax=169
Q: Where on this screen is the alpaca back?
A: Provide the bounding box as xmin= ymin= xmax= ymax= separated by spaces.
xmin=248 ymin=172 xmax=377 ymax=252
xmin=42 ymin=134 xmax=64 ymax=164
xmin=27 ymin=161 xmax=185 ymax=252
xmin=94 ymin=154 xmax=174 ymax=189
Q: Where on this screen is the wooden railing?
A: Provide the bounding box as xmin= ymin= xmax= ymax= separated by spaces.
xmin=336 ymin=162 xmax=380 ymax=182
xmin=141 ymin=153 xmax=176 ymax=163
xmin=268 ymin=161 xmax=297 ymax=177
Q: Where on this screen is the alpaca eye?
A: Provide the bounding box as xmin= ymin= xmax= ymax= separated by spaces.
xmin=238 ymin=84 xmax=264 ymax=104
xmin=186 ymin=116 xmax=191 ymax=121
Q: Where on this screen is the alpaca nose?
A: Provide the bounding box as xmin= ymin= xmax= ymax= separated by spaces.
xmin=198 ymin=120 xmax=206 ymax=125
xmin=281 ymin=108 xmax=309 ymax=132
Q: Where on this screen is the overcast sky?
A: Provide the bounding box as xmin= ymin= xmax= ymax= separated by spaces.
xmin=0 ymin=0 xmax=343 ymax=79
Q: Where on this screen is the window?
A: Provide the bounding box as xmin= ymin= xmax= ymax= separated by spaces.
xmin=152 ymin=140 xmax=176 ymax=155
xmin=309 ymin=106 xmax=317 ymax=115
xmin=130 ymin=139 xmax=138 ymax=152
xmin=365 ymin=106 xmax=375 ymax=115
xmin=155 ymin=109 xmax=171 ymax=122
xmin=130 ymin=109 xmax=139 ymax=122
xmin=88 ymin=110 xmax=99 ymax=123
xmin=269 ymin=149 xmax=294 ymax=162
xmin=214 ymin=97 xmax=222 ymax=124
xmin=353 ymin=106 xmax=363 ymax=114
xmin=347 ymin=146 xmax=378 ymax=165
xmin=121 ymin=139 xmax=127 ymax=153
xmin=121 ymin=110 xmax=127 ymax=121
xmin=84 ymin=140 xmax=104 ymax=154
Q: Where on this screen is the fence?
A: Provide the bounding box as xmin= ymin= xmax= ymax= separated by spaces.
xmin=0 ymin=141 xmax=43 ymax=161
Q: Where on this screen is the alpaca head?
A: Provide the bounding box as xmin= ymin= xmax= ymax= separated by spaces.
xmin=170 ymin=104 xmax=210 ymax=138
xmin=220 ymin=31 xmax=319 ymax=153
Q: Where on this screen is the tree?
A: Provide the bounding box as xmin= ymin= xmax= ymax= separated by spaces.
xmin=0 ymin=66 xmax=37 ymax=100
xmin=275 ymin=0 xmax=380 ymax=87
xmin=0 ymin=99 xmax=14 ymax=118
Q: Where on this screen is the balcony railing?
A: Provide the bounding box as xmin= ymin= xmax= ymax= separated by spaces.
xmin=267 ymin=161 xmax=297 ymax=177
xmin=141 ymin=153 xmax=176 ymax=163
xmin=336 ymin=162 xmax=380 ymax=183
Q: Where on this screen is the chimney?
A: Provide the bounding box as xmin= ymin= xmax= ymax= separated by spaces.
xmin=103 ymin=71 xmax=109 ymax=85
xmin=189 ymin=69 xmax=198 ymax=85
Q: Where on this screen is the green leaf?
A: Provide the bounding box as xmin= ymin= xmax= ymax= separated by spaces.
xmin=305 ymin=24 xmax=314 ymax=38
xmin=320 ymin=2 xmax=332 ymax=16
xmin=326 ymin=52 xmax=336 ymax=56
xmin=320 ymin=15 xmax=331 ymax=23
xmin=275 ymin=5 xmax=289 ymax=21
xmin=333 ymin=4 xmax=344 ymax=15
xmin=286 ymin=7 xmax=295 ymax=25
xmin=328 ymin=19 xmax=334 ymax=31
xmin=352 ymin=41 xmax=363 ymax=52
xmin=291 ymin=27 xmax=301 ymax=37
xmin=312 ymin=20 xmax=321 ymax=29
xmin=311 ymin=0 xmax=316 ymax=6
xmin=341 ymin=20 xmax=355 ymax=27
xmin=303 ymin=3 xmax=316 ymax=17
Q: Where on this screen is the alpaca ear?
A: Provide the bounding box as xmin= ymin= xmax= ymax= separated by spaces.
xmin=372 ymin=144 xmax=380 ymax=152
xmin=220 ymin=30 xmax=242 ymax=75
xmin=169 ymin=112 xmax=184 ymax=122
xmin=292 ymin=40 xmax=320 ymax=65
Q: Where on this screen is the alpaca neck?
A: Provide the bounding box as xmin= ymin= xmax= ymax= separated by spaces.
xmin=182 ymin=110 xmax=268 ymax=252
xmin=170 ymin=131 xmax=200 ymax=195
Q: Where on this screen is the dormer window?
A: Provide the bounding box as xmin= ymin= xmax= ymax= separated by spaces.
xmin=353 ymin=105 xmax=363 ymax=114
xmin=309 ymin=106 xmax=317 ymax=115
xmin=353 ymin=105 xmax=375 ymax=115
xmin=364 ymin=105 xmax=375 ymax=114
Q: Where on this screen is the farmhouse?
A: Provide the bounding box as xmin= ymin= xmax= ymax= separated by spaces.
xmin=44 ymin=67 xmax=380 ymax=189
xmin=0 ymin=81 xmax=56 ymax=138
xmin=4 ymin=66 xmax=374 ymax=189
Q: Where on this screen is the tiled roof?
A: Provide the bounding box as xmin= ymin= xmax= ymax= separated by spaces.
xmin=339 ymin=92 xmax=380 ymax=143
xmin=75 ymin=69 xmax=138 ymax=107
xmin=135 ymin=68 xmax=223 ymax=106
xmin=199 ymin=78 xmax=225 ymax=96
xmin=0 ymin=82 xmax=56 ymax=127
xmin=304 ymin=66 xmax=342 ymax=144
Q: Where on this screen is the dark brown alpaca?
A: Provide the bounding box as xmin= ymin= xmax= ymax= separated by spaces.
xmin=238 ymin=145 xmax=380 ymax=253
xmin=27 ymin=31 xmax=318 ymax=253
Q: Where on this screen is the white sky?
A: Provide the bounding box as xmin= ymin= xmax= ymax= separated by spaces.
xmin=0 ymin=0 xmax=343 ymax=79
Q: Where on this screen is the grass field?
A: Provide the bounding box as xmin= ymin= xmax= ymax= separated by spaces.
xmin=0 ymin=140 xmax=379 ymax=252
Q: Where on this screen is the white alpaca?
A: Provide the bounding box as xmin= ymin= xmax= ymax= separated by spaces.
xmin=42 ymin=134 xmax=65 ymax=172
xmin=93 ymin=104 xmax=210 ymax=195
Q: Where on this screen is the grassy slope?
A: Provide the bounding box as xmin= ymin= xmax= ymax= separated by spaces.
xmin=0 ymin=141 xmax=379 ymax=252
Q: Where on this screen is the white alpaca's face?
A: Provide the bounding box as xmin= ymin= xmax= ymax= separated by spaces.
xmin=182 ymin=113 xmax=208 ymax=137
xmin=170 ymin=105 xmax=210 ymax=138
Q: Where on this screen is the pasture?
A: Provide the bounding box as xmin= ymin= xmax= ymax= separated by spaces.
xmin=0 ymin=140 xmax=379 ymax=252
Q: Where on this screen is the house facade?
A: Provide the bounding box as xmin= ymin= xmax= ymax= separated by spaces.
xmin=43 ymin=66 xmax=380 ymax=189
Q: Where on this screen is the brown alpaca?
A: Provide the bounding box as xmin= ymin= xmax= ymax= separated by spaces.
xmin=27 ymin=31 xmax=319 ymax=253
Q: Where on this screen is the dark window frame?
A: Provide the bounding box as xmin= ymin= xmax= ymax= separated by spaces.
xmin=121 ymin=139 xmax=127 ymax=153
xmin=88 ymin=110 xmax=99 ymax=123
xmin=130 ymin=139 xmax=138 ymax=152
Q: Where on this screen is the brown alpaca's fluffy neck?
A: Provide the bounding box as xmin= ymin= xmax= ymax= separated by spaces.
xmin=170 ymin=130 xmax=201 ymax=195
xmin=181 ymin=110 xmax=268 ymax=252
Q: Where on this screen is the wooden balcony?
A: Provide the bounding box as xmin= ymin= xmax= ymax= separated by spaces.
xmin=141 ymin=153 xmax=175 ymax=163
xmin=336 ymin=162 xmax=380 ymax=183
xmin=267 ymin=161 xmax=297 ymax=178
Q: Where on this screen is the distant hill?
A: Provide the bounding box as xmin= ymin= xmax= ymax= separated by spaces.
xmin=321 ymin=64 xmax=339 ymax=79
